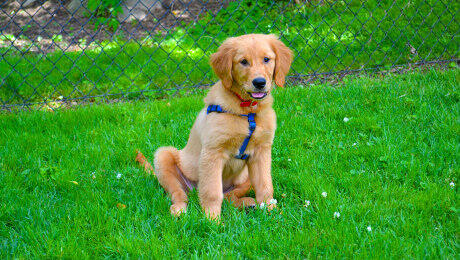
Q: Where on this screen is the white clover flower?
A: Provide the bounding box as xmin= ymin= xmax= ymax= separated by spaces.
xmin=450 ymin=181 xmax=455 ymax=188
xmin=367 ymin=226 xmax=372 ymax=232
xmin=288 ymin=158 xmax=292 ymax=162
xmin=91 ymin=172 xmax=96 ymax=179
xmin=269 ymin=199 xmax=277 ymax=205
xmin=343 ymin=117 xmax=350 ymax=123
xmin=304 ymin=200 xmax=311 ymax=207
xmin=260 ymin=202 xmax=265 ymax=209
xmin=352 ymin=142 xmax=357 ymax=146
xmin=321 ymin=192 xmax=327 ymax=198
xmin=333 ymin=211 xmax=340 ymax=218
xmin=116 ymin=173 xmax=122 ymax=179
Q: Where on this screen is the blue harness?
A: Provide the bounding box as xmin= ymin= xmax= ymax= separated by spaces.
xmin=207 ymin=104 xmax=256 ymax=160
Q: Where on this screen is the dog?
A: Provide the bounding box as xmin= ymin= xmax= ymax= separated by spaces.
xmin=136 ymin=34 xmax=293 ymax=220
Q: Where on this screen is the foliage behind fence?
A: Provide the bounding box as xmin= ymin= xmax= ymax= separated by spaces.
xmin=0 ymin=0 xmax=458 ymax=110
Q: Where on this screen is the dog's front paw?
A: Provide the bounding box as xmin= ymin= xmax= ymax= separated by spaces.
xmin=203 ymin=206 xmax=221 ymax=223
xmin=239 ymin=197 xmax=256 ymax=208
xmin=170 ymin=203 xmax=187 ymax=217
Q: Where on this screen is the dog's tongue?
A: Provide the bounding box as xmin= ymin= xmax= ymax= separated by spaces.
xmin=251 ymin=92 xmax=265 ymax=98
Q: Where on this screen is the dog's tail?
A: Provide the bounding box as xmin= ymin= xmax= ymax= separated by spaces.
xmin=135 ymin=150 xmax=155 ymax=175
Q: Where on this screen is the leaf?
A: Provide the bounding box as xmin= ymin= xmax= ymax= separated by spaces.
xmin=116 ymin=203 xmax=127 ymax=210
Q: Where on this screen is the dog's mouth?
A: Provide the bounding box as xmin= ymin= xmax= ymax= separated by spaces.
xmin=248 ymin=92 xmax=267 ymax=99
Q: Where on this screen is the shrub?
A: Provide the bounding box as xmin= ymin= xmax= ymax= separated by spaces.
xmin=87 ymin=0 xmax=123 ymax=30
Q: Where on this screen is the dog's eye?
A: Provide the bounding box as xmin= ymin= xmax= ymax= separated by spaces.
xmin=264 ymin=57 xmax=270 ymax=63
xmin=240 ymin=59 xmax=249 ymax=66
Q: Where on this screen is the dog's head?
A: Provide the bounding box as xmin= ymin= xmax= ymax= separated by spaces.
xmin=210 ymin=34 xmax=293 ymax=101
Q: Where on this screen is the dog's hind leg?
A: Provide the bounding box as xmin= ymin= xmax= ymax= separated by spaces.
xmin=153 ymin=147 xmax=189 ymax=216
xmin=225 ymin=178 xmax=256 ymax=209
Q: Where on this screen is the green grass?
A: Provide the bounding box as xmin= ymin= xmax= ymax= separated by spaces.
xmin=1 ymin=0 xmax=458 ymax=105
xmin=1 ymin=69 xmax=458 ymax=257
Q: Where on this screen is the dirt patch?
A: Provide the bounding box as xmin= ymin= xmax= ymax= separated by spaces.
xmin=287 ymin=59 xmax=459 ymax=87
xmin=0 ymin=0 xmax=225 ymax=53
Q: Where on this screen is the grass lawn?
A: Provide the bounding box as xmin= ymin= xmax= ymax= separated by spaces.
xmin=1 ymin=0 xmax=458 ymax=105
xmin=0 ymin=69 xmax=459 ymax=257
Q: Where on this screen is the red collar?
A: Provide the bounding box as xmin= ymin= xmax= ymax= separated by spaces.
xmin=232 ymin=91 xmax=258 ymax=107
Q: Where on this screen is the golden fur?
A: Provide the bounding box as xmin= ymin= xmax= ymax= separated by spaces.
xmin=136 ymin=34 xmax=293 ymax=220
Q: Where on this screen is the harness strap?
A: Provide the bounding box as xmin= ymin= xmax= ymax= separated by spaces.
xmin=206 ymin=104 xmax=225 ymax=114
xmin=206 ymin=104 xmax=256 ymax=160
xmin=235 ymin=113 xmax=255 ymax=159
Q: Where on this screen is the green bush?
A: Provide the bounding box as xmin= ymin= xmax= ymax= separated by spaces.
xmin=87 ymin=0 xmax=123 ymax=30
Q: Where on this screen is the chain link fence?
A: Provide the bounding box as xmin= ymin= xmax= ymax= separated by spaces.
xmin=0 ymin=0 xmax=458 ymax=111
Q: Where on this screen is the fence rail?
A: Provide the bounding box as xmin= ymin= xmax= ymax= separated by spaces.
xmin=0 ymin=0 xmax=458 ymax=111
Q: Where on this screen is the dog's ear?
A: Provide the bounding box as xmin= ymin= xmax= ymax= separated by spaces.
xmin=210 ymin=40 xmax=234 ymax=89
xmin=269 ymin=35 xmax=293 ymax=87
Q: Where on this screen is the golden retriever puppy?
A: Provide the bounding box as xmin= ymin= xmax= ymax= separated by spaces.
xmin=136 ymin=34 xmax=292 ymax=220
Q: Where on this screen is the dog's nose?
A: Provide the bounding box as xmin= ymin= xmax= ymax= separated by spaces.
xmin=252 ymin=77 xmax=266 ymax=89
